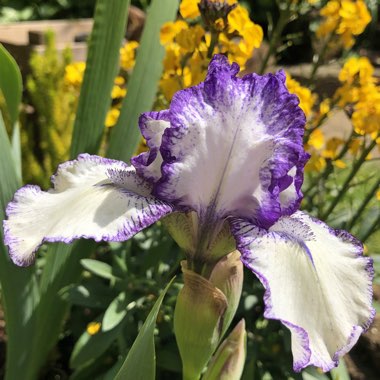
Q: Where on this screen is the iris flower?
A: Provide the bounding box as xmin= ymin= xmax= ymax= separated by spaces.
xmin=4 ymin=55 xmax=374 ymax=372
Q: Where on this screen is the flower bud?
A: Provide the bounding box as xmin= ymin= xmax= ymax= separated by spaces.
xmin=174 ymin=251 xmax=244 ymax=379
xmin=209 ymin=250 xmax=243 ymax=337
xmin=174 ymin=261 xmax=227 ymax=380
xmin=203 ymin=319 xmax=247 ymax=380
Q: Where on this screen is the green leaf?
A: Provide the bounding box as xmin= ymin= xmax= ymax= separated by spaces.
xmin=0 ymin=112 xmax=19 ymax=209
xmin=107 ymin=0 xmax=179 ymax=161
xmin=81 ymin=258 xmax=115 ymax=280
xmin=102 ymin=292 xmax=129 ymax=332
xmin=0 ymin=44 xmax=22 ymax=125
xmin=70 ymin=318 xmax=123 ymax=369
xmin=11 ymin=122 xmax=22 ymax=182
xmin=60 ymin=283 xmax=114 ymax=308
xmin=114 ymin=278 xmax=175 ymax=380
xmin=0 ymin=111 xmax=39 ymax=380
xmin=70 ymin=0 xmax=130 ymax=157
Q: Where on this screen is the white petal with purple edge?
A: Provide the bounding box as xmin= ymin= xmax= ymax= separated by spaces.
xmin=231 ymin=211 xmax=374 ymax=372
xmin=4 ymin=154 xmax=172 ymax=266
xmin=155 ymin=55 xmax=308 ymax=228
xmin=131 ymin=110 xmax=170 ymax=183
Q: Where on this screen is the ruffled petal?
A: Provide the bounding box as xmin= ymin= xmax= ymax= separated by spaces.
xmin=155 ymin=55 xmax=307 ymax=228
xmin=4 ymin=154 xmax=172 ymax=266
xmin=231 ymin=211 xmax=374 ymax=372
xmin=131 ymin=110 xmax=170 ymax=183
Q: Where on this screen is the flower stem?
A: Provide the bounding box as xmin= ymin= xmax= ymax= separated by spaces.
xmin=259 ymin=8 xmax=291 ymax=74
xmin=361 ymin=213 xmax=380 ymax=243
xmin=207 ymin=31 xmax=219 ymax=59
xmin=346 ymin=178 xmax=380 ymax=230
xmin=308 ymin=31 xmax=334 ymax=84
xmin=320 ymin=136 xmax=378 ymax=220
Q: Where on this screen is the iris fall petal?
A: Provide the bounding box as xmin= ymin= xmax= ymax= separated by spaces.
xmin=4 ymin=154 xmax=172 ymax=266
xmin=231 ymin=211 xmax=375 ymax=371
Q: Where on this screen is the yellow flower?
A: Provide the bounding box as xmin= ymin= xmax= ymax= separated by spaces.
xmin=376 ymin=190 xmax=380 ymax=201
xmin=114 ymin=76 xmax=125 ymax=86
xmin=111 ymin=85 xmax=127 ymax=99
xmin=305 ymin=150 xmax=326 ymax=172
xmin=352 ymin=93 xmax=380 ymax=135
xmin=348 ymin=138 xmax=362 ymax=155
xmin=308 ymin=129 xmax=325 ymax=150
xmin=64 ymin=62 xmax=85 ymax=87
xmin=285 ymin=73 xmax=316 ymax=118
xmin=87 ymin=322 xmax=101 ymax=335
xmin=120 ymin=41 xmax=139 ymax=71
xmin=228 ymin=5 xmax=263 ymax=46
xmin=176 ymin=25 xmax=205 ymax=52
xmin=188 ymin=52 xmax=208 ymax=86
xmin=160 ymin=20 xmax=188 ymax=45
xmin=160 ymin=73 xmax=182 ymax=101
xmin=317 ymin=0 xmax=371 ymax=48
xmin=180 ymin=0 xmax=201 ymax=19
xmin=105 ymin=108 xmax=120 ymax=128
xmin=333 ymin=159 xmax=347 ymax=168
xmin=163 ymin=43 xmax=182 ymax=72
xmin=338 ymin=56 xmax=374 ymax=85
xmin=323 ymin=137 xmax=345 ymax=159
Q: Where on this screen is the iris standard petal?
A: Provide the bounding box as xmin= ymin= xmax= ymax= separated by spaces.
xmin=155 ymin=55 xmax=308 ymax=228
xmin=4 ymin=154 xmax=172 ymax=266
xmin=231 ymin=211 xmax=374 ymax=372
xmin=131 ymin=110 xmax=171 ymax=183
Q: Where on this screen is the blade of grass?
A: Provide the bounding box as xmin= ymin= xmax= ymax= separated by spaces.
xmin=23 ymin=241 xmax=95 ymax=379
xmin=0 ymin=44 xmax=22 ymax=125
xmin=107 ymin=0 xmax=179 ymax=161
xmin=18 ymin=1 xmax=131 ymax=377
xmin=115 ymin=278 xmax=175 ymax=380
xmin=70 ymin=0 xmax=130 ymax=157
xmin=0 ymin=111 xmax=40 ymax=380
xmin=0 ymin=48 xmax=40 ymax=380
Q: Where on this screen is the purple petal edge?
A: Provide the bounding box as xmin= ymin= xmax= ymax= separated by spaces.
xmin=3 ymin=154 xmax=173 ymax=267
xmin=231 ymin=217 xmax=375 ymax=372
xmin=131 ymin=110 xmax=170 ymax=183
xmin=154 ymin=55 xmax=308 ymax=224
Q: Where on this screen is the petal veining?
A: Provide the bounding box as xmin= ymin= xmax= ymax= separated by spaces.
xmin=231 ymin=211 xmax=374 ymax=371
xmin=155 ymin=55 xmax=307 ymax=228
xmin=4 ymin=154 xmax=172 ymax=266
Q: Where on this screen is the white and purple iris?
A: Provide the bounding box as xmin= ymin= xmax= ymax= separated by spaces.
xmin=3 ymin=55 xmax=374 ymax=372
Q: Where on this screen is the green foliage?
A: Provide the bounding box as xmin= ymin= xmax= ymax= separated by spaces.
xmin=115 ymin=278 xmax=174 ymax=380
xmin=0 ymin=51 xmax=39 ymax=380
xmin=0 ymin=0 xmax=378 ymax=379
xmin=24 ymin=30 xmax=75 ymax=186
xmin=0 ymin=44 xmax=22 ymax=125
xmin=107 ymin=0 xmax=179 ymax=161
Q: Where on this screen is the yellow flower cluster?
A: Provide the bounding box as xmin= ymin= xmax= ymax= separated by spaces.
xmin=159 ymin=0 xmax=263 ymax=101
xmin=105 ymin=41 xmax=138 ymax=128
xmin=316 ymin=0 xmax=371 ymax=48
xmin=120 ymin=41 xmax=139 ymax=71
xmin=64 ymin=41 xmax=138 ymax=129
xmin=335 ymin=57 xmax=380 ymax=136
xmin=285 ymin=73 xmax=316 ymax=118
xmin=284 ymin=73 xmax=342 ymax=172
xmin=64 ymin=62 xmax=86 ymax=87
